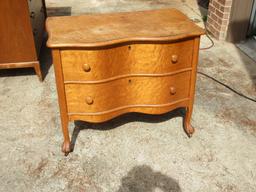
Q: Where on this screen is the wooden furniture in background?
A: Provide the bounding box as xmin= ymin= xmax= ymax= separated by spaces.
xmin=46 ymin=9 xmax=204 ymax=155
xmin=0 ymin=0 xmax=46 ymax=81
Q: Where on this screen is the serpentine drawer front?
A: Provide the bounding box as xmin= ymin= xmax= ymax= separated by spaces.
xmin=65 ymin=72 xmax=191 ymax=116
xmin=61 ymin=40 xmax=194 ymax=81
xmin=46 ymin=8 xmax=204 ymax=155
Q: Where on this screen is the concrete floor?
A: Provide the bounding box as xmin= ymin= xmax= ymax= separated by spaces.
xmin=237 ymin=38 xmax=256 ymax=62
xmin=0 ymin=0 xmax=256 ymax=191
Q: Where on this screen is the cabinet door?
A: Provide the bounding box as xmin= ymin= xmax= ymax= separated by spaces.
xmin=0 ymin=0 xmax=37 ymax=64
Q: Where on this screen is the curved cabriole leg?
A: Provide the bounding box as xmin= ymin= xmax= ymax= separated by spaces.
xmin=52 ymin=49 xmax=71 ymax=156
xmin=61 ymin=119 xmax=71 ymax=156
xmin=184 ymin=106 xmax=195 ymax=137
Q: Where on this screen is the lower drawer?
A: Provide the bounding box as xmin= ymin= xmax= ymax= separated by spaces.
xmin=65 ymin=72 xmax=191 ymax=114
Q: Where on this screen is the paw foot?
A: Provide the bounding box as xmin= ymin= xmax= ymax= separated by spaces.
xmin=62 ymin=141 xmax=71 ymax=156
xmin=184 ymin=123 xmax=195 ymax=138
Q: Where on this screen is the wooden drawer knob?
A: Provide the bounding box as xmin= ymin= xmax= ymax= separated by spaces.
xmin=83 ymin=64 xmax=91 ymax=72
xmin=171 ymin=55 xmax=178 ymax=63
xmin=86 ymin=96 xmax=94 ymax=105
xmin=170 ymin=87 xmax=176 ymax=95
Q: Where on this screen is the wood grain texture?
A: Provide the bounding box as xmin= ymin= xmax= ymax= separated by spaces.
xmin=63 ymin=69 xmax=192 ymax=84
xmin=0 ymin=61 xmax=42 ymax=81
xmin=184 ymin=37 xmax=200 ymax=136
xmin=0 ymin=0 xmax=45 ymax=81
xmin=68 ymin=99 xmax=190 ymax=123
xmin=0 ymin=0 xmax=37 ymax=63
xmin=46 ymin=8 xmax=205 ymax=48
xmin=61 ymin=40 xmax=194 ymax=81
xmin=46 ymin=9 xmax=203 ymax=155
xmin=65 ymin=72 xmax=191 ymax=114
xmin=52 ymin=49 xmax=71 ymax=154
xmin=0 ymin=61 xmax=37 ymax=69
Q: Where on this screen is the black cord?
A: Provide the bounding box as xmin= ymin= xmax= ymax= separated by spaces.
xmin=197 ymin=71 xmax=256 ymax=103
xmin=200 ymin=32 xmax=215 ymax=50
xmin=198 ymin=31 xmax=256 ymax=103
xmin=185 ymin=4 xmax=256 ymax=103
xmin=200 ymin=20 xmax=215 ymax=50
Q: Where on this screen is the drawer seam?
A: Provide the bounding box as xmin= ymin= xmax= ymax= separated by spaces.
xmin=64 ymin=68 xmax=192 ymax=84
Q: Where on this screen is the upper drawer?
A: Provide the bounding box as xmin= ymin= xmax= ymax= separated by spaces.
xmin=61 ymin=39 xmax=194 ymax=81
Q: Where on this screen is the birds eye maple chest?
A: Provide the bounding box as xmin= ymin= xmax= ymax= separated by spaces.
xmin=46 ymin=9 xmax=205 ymax=155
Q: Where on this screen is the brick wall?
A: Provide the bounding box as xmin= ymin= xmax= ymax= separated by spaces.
xmin=206 ymin=0 xmax=233 ymax=40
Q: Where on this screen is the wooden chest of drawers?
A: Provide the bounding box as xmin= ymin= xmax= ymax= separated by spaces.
xmin=0 ymin=0 xmax=46 ymax=81
xmin=46 ymin=9 xmax=204 ymax=155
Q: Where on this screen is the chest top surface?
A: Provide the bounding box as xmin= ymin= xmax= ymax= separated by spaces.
xmin=46 ymin=8 xmax=204 ymax=48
